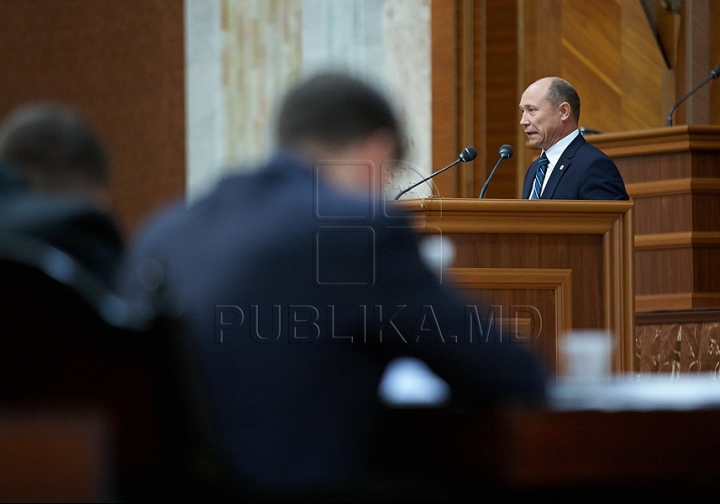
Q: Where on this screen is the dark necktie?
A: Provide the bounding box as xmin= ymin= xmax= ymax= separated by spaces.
xmin=529 ymin=153 xmax=549 ymax=200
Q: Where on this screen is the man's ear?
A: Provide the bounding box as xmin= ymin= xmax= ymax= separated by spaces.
xmin=558 ymin=102 xmax=572 ymax=121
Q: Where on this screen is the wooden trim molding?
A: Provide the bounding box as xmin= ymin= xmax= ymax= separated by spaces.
xmin=626 ymin=178 xmax=720 ymax=198
xmin=399 ymin=198 xmax=634 ymax=235
xmin=448 ymin=266 xmax=573 ymax=339
xmin=586 ymin=125 xmax=720 ymax=157
xmin=635 ymin=293 xmax=720 ymax=313
xmin=636 ymin=308 xmax=720 ymax=325
xmin=635 ymin=231 xmax=720 ymax=250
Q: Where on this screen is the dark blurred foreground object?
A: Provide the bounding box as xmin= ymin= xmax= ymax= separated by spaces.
xmin=0 ymin=103 xmax=111 ymax=208
xmin=376 ymin=375 xmax=720 ymax=503
xmin=0 ymin=103 xmax=125 ymax=291
xmin=0 ymin=232 xmax=247 ymax=502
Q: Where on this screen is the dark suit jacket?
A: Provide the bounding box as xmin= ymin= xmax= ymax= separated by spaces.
xmin=521 ymin=134 xmax=629 ymax=200
xmin=0 ymin=162 xmax=124 ymax=290
xmin=120 ymin=152 xmax=548 ymax=498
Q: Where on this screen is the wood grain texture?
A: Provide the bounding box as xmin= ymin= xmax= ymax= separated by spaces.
xmin=0 ymin=0 xmax=186 ymax=236
xmin=449 ymin=267 xmax=572 ymax=374
xmin=588 ymin=127 xmax=720 ymax=311
xmin=712 ymin=0 xmax=720 ymax=125
xmin=396 ymin=198 xmax=635 ymax=374
xmin=587 ymin=125 xmax=720 ymax=157
xmin=457 ymin=0 xmax=476 ymax=198
xmin=475 ymin=0 xmax=519 ymax=200
xmin=431 ymin=0 xmax=459 ymax=198
xmin=636 ymin=293 xmax=720 ymax=312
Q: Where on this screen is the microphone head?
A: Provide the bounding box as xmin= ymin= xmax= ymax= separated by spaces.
xmin=498 ymin=144 xmax=513 ymax=160
xmin=459 ymin=146 xmax=478 ymax=163
xmin=711 ymin=66 xmax=720 ymax=79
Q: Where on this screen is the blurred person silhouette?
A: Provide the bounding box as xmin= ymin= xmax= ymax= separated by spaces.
xmin=120 ymin=72 xmax=548 ymax=501
xmin=0 ymin=104 xmax=235 ymax=501
xmin=0 ymin=103 xmax=124 ymax=289
xmin=519 ymin=76 xmax=629 ymax=200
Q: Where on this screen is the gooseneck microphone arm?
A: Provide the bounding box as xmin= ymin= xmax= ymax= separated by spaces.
xmin=479 ymin=144 xmax=513 ymax=199
xmin=393 ymin=146 xmax=477 ymax=200
xmin=667 ymin=66 xmax=720 ymax=126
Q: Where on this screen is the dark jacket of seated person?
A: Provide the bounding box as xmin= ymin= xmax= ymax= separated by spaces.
xmin=0 ymin=103 xmax=124 ymax=290
xmin=0 ymin=161 xmax=124 ymax=290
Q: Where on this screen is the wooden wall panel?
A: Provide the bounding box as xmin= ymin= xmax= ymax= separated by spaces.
xmin=590 ymin=126 xmax=720 ymax=312
xmin=711 ymin=0 xmax=720 ymax=125
xmin=458 ymin=0 xmax=476 ymax=197
xmin=0 ymin=0 xmax=185 ymax=236
xmin=614 ymin=152 xmax=690 ymax=184
xmin=563 ymin=0 xmax=623 ymax=135
xmin=694 ymin=193 xmax=720 ymax=230
xmin=676 ymin=0 xmax=720 ymax=126
xmin=631 ymin=194 xmax=693 ymax=234
xmin=635 ymin=248 xmax=695 ymax=294
xmin=431 ymin=0 xmax=459 ymax=198
xmin=475 ymin=0 xmax=519 ymax=200
xmin=695 ymin=248 xmax=720 ymax=292
xmin=620 ymin=0 xmax=669 ymax=130
xmin=430 ymin=1 xmax=520 ymax=200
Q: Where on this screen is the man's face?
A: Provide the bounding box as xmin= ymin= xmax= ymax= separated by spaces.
xmin=519 ymin=79 xmax=565 ymax=151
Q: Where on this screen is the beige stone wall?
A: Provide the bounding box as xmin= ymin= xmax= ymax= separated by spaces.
xmin=185 ymin=0 xmax=432 ymax=200
xmin=222 ymin=0 xmax=302 ymax=171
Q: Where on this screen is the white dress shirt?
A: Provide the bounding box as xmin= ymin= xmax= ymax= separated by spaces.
xmin=534 ymin=129 xmax=580 ymax=197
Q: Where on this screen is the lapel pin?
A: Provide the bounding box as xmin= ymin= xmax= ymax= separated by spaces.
xmin=559 ymin=164 xmax=565 ymax=170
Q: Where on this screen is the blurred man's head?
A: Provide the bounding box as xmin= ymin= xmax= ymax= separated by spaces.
xmin=519 ymin=77 xmax=580 ymax=151
xmin=275 ymin=72 xmax=406 ymax=194
xmin=0 ymin=103 xmax=111 ymax=207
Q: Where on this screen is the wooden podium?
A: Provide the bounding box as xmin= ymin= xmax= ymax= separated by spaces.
xmin=588 ymin=126 xmax=720 ymax=313
xmin=396 ymin=198 xmax=635 ymax=376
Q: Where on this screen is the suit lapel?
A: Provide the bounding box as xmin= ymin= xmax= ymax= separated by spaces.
xmin=541 ymin=134 xmax=586 ymax=199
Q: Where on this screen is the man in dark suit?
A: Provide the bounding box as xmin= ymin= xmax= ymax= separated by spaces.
xmin=0 ymin=104 xmax=124 ymax=290
xmin=519 ymin=77 xmax=629 ymax=200
xmin=121 ymin=72 xmax=548 ymax=501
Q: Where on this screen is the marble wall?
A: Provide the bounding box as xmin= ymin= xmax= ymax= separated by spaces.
xmin=185 ymin=0 xmax=431 ymax=200
xmin=185 ymin=0 xmax=225 ymax=201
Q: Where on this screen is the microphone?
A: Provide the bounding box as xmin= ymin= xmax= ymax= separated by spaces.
xmin=667 ymin=66 xmax=720 ymax=126
xmin=393 ymin=146 xmax=477 ymax=200
xmin=479 ymin=144 xmax=513 ymax=199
